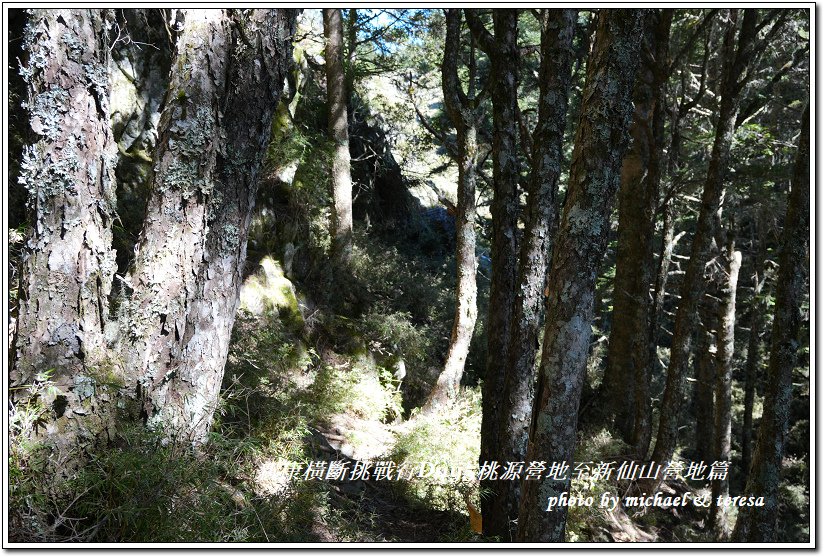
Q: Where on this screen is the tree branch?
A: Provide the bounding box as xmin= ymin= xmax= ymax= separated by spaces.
xmin=667 ymin=8 xmax=719 ymax=77
xmin=736 ymin=41 xmax=809 ymax=128
xmin=464 ymin=9 xmax=496 ymax=54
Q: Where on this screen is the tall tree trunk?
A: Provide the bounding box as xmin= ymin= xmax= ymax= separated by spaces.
xmin=631 ymin=11 xmax=674 ymax=458
xmin=742 ymin=226 xmax=767 ymax=475
xmin=516 ymin=9 xmax=644 ymax=542
xmin=465 ymin=8 xmax=521 ymax=540
xmin=710 ymin=242 xmax=741 ymax=538
xmin=344 ymin=9 xmax=357 ymax=99
xmin=479 ymin=9 xmax=577 ymax=540
xmin=732 ymin=102 xmax=809 ymax=542
xmin=424 ymin=9 xmax=478 ymax=409
xmin=693 ymin=321 xmax=716 ymax=462
xmin=694 ymin=239 xmax=721 ymax=463
xmin=12 ymin=9 xmax=119 ymax=468
xmin=601 ymin=10 xmax=672 ymax=454
xmin=120 ymin=9 xmax=297 ymax=444
xmin=648 ymin=202 xmax=685 ymax=374
xmin=324 ymin=8 xmax=353 ymax=264
xmin=651 ymin=9 xmax=761 ymax=469
xmin=464 ymin=13 xmax=520 ymax=531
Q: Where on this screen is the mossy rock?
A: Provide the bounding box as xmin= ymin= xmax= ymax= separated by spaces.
xmin=239 ymin=256 xmax=304 ymax=330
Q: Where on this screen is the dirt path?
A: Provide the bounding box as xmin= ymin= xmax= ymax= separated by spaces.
xmin=304 ymin=426 xmax=472 ymax=542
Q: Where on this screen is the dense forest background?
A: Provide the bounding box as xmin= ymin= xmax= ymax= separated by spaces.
xmin=6 ymin=8 xmax=811 ymax=543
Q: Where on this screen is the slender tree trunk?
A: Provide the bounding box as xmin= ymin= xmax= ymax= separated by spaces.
xmin=710 ymin=244 xmax=741 ymax=538
xmin=651 ymin=9 xmax=759 ymax=468
xmin=693 ymin=322 xmax=716 ymax=462
xmin=516 ymin=9 xmax=644 ymax=542
xmin=602 ymin=10 xmax=672 ymax=453
xmin=464 ymin=13 xmax=520 ymax=530
xmin=649 ymin=202 xmax=684 ymax=359
xmin=345 ymin=9 xmax=357 ymax=99
xmin=324 ymin=8 xmax=353 ymax=264
xmin=479 ymin=9 xmax=577 ymax=540
xmin=742 ymin=221 xmax=768 ymax=474
xmin=694 ymin=240 xmax=721 ymax=463
xmin=424 ymin=9 xmax=478 ymax=409
xmin=12 ymin=9 xmax=119 ymax=467
xmin=732 ymin=102 xmax=809 ymax=542
xmin=121 ymin=9 xmax=296 ymax=444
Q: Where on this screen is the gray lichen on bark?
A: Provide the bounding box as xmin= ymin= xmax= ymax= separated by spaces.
xmin=13 ymin=8 xmax=119 ymax=471
xmin=517 ymin=9 xmax=645 ymax=542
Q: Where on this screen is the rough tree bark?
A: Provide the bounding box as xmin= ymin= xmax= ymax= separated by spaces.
xmin=651 ymin=9 xmax=767 ymax=469
xmin=464 ymin=8 xmax=522 ymax=540
xmin=120 ymin=9 xmax=297 ymax=444
xmin=732 ymin=102 xmax=809 ymax=542
xmin=710 ymin=241 xmax=741 ymax=539
xmin=423 ymin=9 xmax=479 ymax=409
xmin=601 ymin=10 xmax=672 ymax=456
xmin=516 ymin=9 xmax=644 ymax=542
xmin=476 ymin=9 xmax=577 ymax=540
xmin=324 ymin=8 xmax=354 ymax=264
xmin=464 ymin=9 xmax=519 ymax=490
xmin=12 ymin=9 xmax=119 ymax=467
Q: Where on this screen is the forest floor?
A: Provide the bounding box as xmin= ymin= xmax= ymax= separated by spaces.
xmin=225 ymin=299 xmax=714 ymax=543
xmin=209 ymin=249 xmax=737 ymax=544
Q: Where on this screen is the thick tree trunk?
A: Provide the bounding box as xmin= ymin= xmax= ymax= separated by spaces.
xmin=602 ymin=10 xmax=671 ymax=454
xmin=651 ymin=9 xmax=758 ymax=469
xmin=732 ymin=102 xmax=809 ymax=542
xmin=424 ymin=9 xmax=478 ymax=409
xmin=710 ymin=245 xmax=741 ymax=538
xmin=479 ymin=9 xmax=577 ymax=540
xmin=12 ymin=9 xmax=119 ymax=466
xmin=516 ymin=9 xmax=644 ymax=542
xmin=324 ymin=8 xmax=354 ymax=264
xmin=120 ymin=9 xmax=296 ymax=444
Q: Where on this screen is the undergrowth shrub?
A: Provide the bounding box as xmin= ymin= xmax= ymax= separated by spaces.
xmin=387 ymin=387 xmax=482 ymax=513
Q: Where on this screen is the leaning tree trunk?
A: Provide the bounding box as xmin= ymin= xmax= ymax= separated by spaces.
xmin=516 ymin=9 xmax=644 ymax=542
xmin=732 ymin=102 xmax=809 ymax=542
xmin=12 ymin=9 xmax=119 ymax=470
xmin=480 ymin=9 xmax=577 ymax=541
xmin=601 ymin=10 xmax=671 ymax=454
xmin=651 ymin=9 xmax=760 ymax=469
xmin=710 ymin=243 xmax=741 ymax=539
xmin=423 ymin=9 xmax=478 ymax=410
xmin=324 ymin=8 xmax=354 ymax=264
xmin=120 ymin=9 xmax=296 ymax=445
